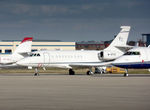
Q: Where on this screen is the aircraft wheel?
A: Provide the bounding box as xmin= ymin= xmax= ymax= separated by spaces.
xmin=87 ymin=71 xmax=90 ymax=75
xmin=124 ymin=69 xmax=128 ymax=77
xmin=87 ymin=71 xmax=93 ymax=75
xmin=124 ymin=73 xmax=128 ymax=77
xmin=69 ymin=69 xmax=75 ymax=75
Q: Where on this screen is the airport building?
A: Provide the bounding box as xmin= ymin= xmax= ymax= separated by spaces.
xmin=0 ymin=40 xmax=75 ymax=54
xmin=76 ymin=41 xmax=110 ymax=50
xmin=142 ymin=34 xmax=150 ymax=46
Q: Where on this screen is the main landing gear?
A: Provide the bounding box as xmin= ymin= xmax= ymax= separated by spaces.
xmin=34 ymin=68 xmax=39 ymax=76
xmin=124 ymin=69 xmax=128 ymax=77
xmin=68 ymin=68 xmax=94 ymax=75
xmin=69 ymin=69 xmax=75 ymax=75
xmin=86 ymin=67 xmax=94 ymax=75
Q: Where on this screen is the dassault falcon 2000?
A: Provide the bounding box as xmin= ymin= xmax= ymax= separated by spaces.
xmin=0 ymin=37 xmax=33 ymax=68
xmin=112 ymin=46 xmax=150 ymax=76
xmin=17 ymin=26 xmax=131 ymax=75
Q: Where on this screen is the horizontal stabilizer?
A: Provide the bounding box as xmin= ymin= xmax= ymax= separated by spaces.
xmin=115 ymin=45 xmax=133 ymax=52
xmin=120 ymin=26 xmax=131 ymax=32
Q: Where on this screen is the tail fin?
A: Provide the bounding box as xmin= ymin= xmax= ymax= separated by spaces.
xmin=105 ymin=26 xmax=130 ymax=51
xmin=13 ymin=37 xmax=33 ymax=55
xmin=99 ymin=26 xmax=130 ymax=61
xmin=12 ymin=37 xmax=33 ymax=62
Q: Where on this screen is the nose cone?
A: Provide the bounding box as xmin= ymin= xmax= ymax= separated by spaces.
xmin=17 ymin=59 xmax=30 ymax=66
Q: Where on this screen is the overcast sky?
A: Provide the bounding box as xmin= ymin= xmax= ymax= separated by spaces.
xmin=0 ymin=0 xmax=150 ymax=42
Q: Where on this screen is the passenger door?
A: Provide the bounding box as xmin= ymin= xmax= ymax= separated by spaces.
xmin=43 ymin=53 xmax=50 ymax=67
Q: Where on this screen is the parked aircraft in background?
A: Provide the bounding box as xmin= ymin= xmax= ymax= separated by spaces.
xmin=112 ymin=47 xmax=150 ymax=76
xmin=0 ymin=37 xmax=33 ymax=67
xmin=17 ymin=26 xmax=131 ymax=75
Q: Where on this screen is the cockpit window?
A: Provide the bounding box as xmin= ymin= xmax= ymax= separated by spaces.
xmin=124 ymin=51 xmax=140 ymax=55
xmin=37 ymin=53 xmax=40 ymax=56
xmin=30 ymin=53 xmax=41 ymax=57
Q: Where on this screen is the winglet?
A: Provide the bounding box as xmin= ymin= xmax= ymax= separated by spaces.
xmin=21 ymin=37 xmax=33 ymax=43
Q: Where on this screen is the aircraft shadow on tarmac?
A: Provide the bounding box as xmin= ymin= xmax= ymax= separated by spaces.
xmin=92 ymin=74 xmax=150 ymax=77
xmin=0 ymin=73 xmax=150 ymax=77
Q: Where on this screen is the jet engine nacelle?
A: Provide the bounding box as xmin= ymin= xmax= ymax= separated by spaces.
xmin=98 ymin=50 xmax=118 ymax=61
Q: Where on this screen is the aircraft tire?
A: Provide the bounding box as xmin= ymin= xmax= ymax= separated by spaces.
xmin=124 ymin=73 xmax=128 ymax=77
xmin=69 ymin=69 xmax=75 ymax=75
xmin=86 ymin=71 xmax=90 ymax=75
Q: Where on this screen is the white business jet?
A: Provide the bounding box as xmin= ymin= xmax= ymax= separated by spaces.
xmin=0 ymin=37 xmax=33 ymax=67
xmin=17 ymin=26 xmax=131 ymax=75
xmin=112 ymin=47 xmax=150 ymax=76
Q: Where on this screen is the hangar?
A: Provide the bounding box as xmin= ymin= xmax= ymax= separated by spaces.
xmin=0 ymin=39 xmax=75 ymax=54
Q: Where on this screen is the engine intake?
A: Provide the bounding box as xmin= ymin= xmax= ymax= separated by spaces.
xmin=98 ymin=50 xmax=117 ymax=61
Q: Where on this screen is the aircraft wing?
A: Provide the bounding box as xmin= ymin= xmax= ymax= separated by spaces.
xmin=115 ymin=45 xmax=133 ymax=52
xmin=0 ymin=63 xmax=17 ymax=68
xmin=0 ymin=62 xmax=15 ymax=65
xmin=69 ymin=61 xmax=113 ymax=67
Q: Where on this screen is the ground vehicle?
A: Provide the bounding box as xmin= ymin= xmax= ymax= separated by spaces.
xmin=106 ymin=66 xmax=125 ymax=73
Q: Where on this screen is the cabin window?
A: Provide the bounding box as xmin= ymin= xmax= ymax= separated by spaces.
xmin=37 ymin=53 xmax=40 ymax=56
xmin=124 ymin=51 xmax=140 ymax=55
xmin=0 ymin=50 xmax=2 ymax=53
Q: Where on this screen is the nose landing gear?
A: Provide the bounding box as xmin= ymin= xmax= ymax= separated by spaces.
xmin=124 ymin=69 xmax=128 ymax=77
xmin=86 ymin=67 xmax=94 ymax=75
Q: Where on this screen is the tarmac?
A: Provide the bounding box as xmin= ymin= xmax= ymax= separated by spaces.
xmin=0 ymin=73 xmax=150 ymax=110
